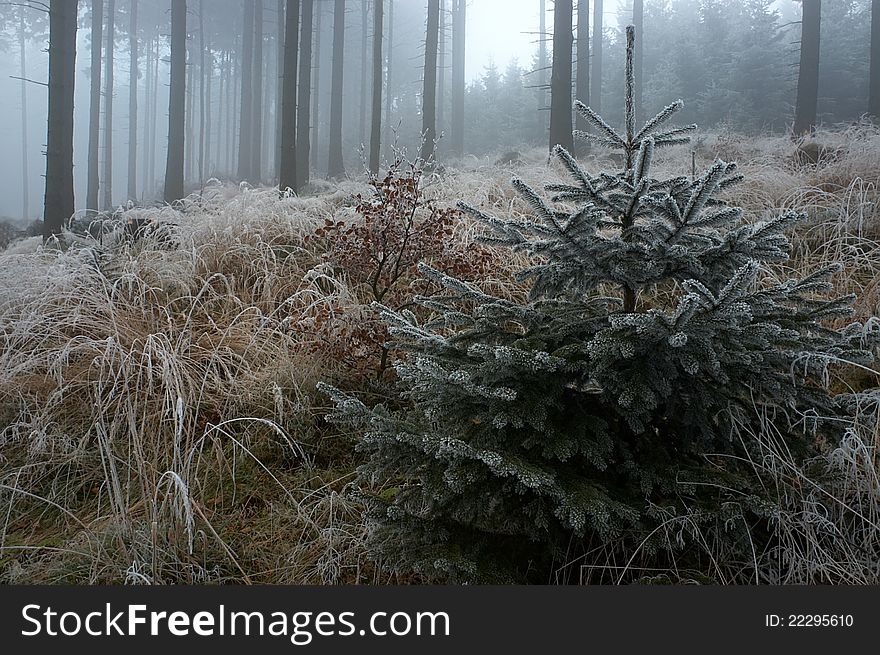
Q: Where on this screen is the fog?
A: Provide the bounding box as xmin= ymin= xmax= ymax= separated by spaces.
xmin=0 ymin=0 xmax=871 ymax=228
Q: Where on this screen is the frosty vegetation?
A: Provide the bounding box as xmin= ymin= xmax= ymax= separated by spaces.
xmin=0 ymin=1 xmax=879 ymax=585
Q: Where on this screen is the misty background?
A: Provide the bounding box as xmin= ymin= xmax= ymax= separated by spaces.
xmin=0 ymin=0 xmax=871 ymax=224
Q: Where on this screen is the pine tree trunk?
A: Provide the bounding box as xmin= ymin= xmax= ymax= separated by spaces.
xmin=549 ymin=0 xmax=573 ymax=152
xmin=451 ymin=0 xmax=465 ymax=157
xmin=328 ymin=0 xmax=346 ymax=178
xmin=164 ymin=0 xmax=186 ymax=203
xmin=368 ymin=0 xmax=383 ymax=175
xmin=142 ymin=33 xmax=151 ymax=196
xmin=575 ymin=0 xmax=589 ymax=156
xmin=633 ymin=0 xmax=642 ymax=126
xmin=87 ymin=0 xmax=103 ymax=212
xmin=128 ymin=0 xmax=138 ymax=202
xmin=794 ymin=0 xmax=821 ymax=135
xmin=252 ymin=0 xmax=264 ymax=183
xmin=238 ymin=0 xmax=255 ymax=181
xmin=311 ymin=2 xmax=322 ymax=172
xmin=591 ymin=0 xmax=602 ymax=114
xmin=384 ymin=0 xmax=394 ymax=157
xmin=44 ymin=0 xmax=78 ymax=239
xmin=197 ymin=0 xmax=205 ymax=184
xmin=296 ymin=0 xmax=314 ymax=188
xmin=230 ymin=44 xmax=240 ymax=175
xmin=437 ymin=0 xmax=445 ymax=138
xmin=149 ymin=36 xmax=159 ymax=193
xmin=869 ymin=0 xmax=880 ymax=119
xmin=103 ymin=0 xmax=116 ymax=210
xmin=18 ymin=8 xmax=30 ymax=221
xmin=360 ymin=0 xmax=369 ymax=146
xmin=275 ymin=0 xmax=285 ymax=181
xmin=420 ymin=0 xmax=440 ymax=164
xmin=185 ymin=38 xmax=194 ymax=183
xmin=280 ymin=0 xmax=300 ymax=192
xmin=538 ymin=0 xmax=547 ymax=138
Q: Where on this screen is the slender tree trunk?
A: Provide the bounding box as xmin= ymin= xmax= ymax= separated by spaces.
xmin=328 ymin=0 xmax=346 ymax=178
xmin=164 ymin=0 xmax=186 ymax=203
xmin=280 ymin=0 xmax=300 ymax=192
xmin=44 ymin=0 xmax=79 ymax=239
xmin=275 ymin=0 xmax=284 ymax=180
xmin=87 ymin=0 xmax=103 ymax=212
xmin=869 ymin=0 xmax=879 ymax=119
xmin=296 ymin=0 xmax=314 ymax=188
xmin=127 ymin=0 xmax=138 ymax=202
xmin=368 ymin=0 xmax=383 ymax=174
xmin=18 ymin=8 xmax=30 ymax=221
xmin=794 ymin=0 xmax=821 ymax=135
xmin=420 ymin=0 xmax=440 ymax=163
xmin=575 ymin=0 xmax=589 ymax=156
xmin=591 ymin=0 xmax=602 ymax=114
xmin=311 ymin=2 xmax=322 ymax=171
xmin=142 ymin=33 xmax=151 ymax=195
xmin=204 ymin=27 xmax=212 ymax=178
xmin=149 ymin=36 xmax=159 ymax=193
xmin=451 ymin=0 xmax=465 ymax=157
xmin=360 ymin=0 xmax=368 ymax=145
xmin=437 ymin=0 xmax=445 ymax=138
xmin=633 ymin=0 xmax=642 ymax=126
xmin=238 ymin=0 xmax=255 ymax=181
xmin=549 ymin=0 xmax=573 ymax=152
xmin=197 ymin=0 xmax=206 ymax=184
xmin=384 ymin=0 xmax=394 ymax=156
xmin=103 ymin=0 xmax=116 ymax=210
xmin=538 ymin=0 xmax=547 ymax=137
xmin=251 ymin=0 xmax=264 ymax=183
xmin=230 ymin=43 xmax=240 ymax=175
xmin=185 ymin=37 xmax=194 ymax=182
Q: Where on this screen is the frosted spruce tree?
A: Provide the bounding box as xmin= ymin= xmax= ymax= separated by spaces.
xmin=320 ymin=27 xmax=876 ymax=583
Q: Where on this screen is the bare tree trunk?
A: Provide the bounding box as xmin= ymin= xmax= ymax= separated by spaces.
xmin=275 ymin=0 xmax=284 ymax=181
xmin=384 ymin=0 xmax=394 ymax=157
xmin=328 ymin=0 xmax=346 ymax=178
xmin=197 ymin=0 xmax=206 ymax=184
xmin=869 ymin=0 xmax=879 ymax=119
xmin=252 ymin=0 xmax=264 ymax=183
xmin=360 ymin=0 xmax=369 ymax=146
xmin=238 ymin=0 xmax=255 ymax=181
xmin=164 ymin=0 xmax=186 ymax=203
xmin=794 ymin=0 xmax=821 ymax=135
xmin=633 ymin=0 xmax=642 ymax=126
xmin=44 ymin=0 xmax=79 ymax=239
xmin=437 ymin=0 xmax=445 ymax=138
xmin=311 ymin=2 xmax=323 ymax=171
xmin=575 ymin=0 xmax=589 ymax=156
xmin=538 ymin=0 xmax=547 ymax=138
xmin=128 ymin=0 xmax=138 ymax=202
xmin=149 ymin=36 xmax=159 ymax=193
xmin=280 ymin=0 xmax=300 ymax=192
xmin=591 ymin=0 xmax=602 ymax=114
xmin=185 ymin=37 xmax=194 ymax=182
xmin=87 ymin=0 xmax=103 ymax=212
xmin=451 ymin=0 xmax=465 ymax=157
xmin=549 ymin=0 xmax=573 ymax=152
xmin=103 ymin=0 xmax=116 ymax=210
xmin=296 ymin=0 xmax=314 ymax=188
xmin=420 ymin=0 xmax=440 ymax=164
xmin=142 ymin=31 xmax=151 ymax=195
xmin=18 ymin=7 xmax=30 ymax=221
xmin=368 ymin=0 xmax=383 ymax=175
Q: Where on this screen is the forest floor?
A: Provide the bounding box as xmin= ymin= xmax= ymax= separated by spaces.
xmin=0 ymin=125 xmax=879 ymax=584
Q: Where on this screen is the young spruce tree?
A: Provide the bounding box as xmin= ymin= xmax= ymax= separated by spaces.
xmin=320 ymin=27 xmax=876 ymax=583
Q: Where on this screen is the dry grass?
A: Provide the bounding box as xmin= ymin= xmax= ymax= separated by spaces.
xmin=0 ymin=128 xmax=879 ymax=584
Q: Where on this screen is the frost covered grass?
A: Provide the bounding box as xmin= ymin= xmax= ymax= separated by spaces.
xmin=0 ymin=128 xmax=879 ymax=584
